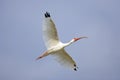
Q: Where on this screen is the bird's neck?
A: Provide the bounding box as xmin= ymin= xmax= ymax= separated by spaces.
xmin=62 ymin=39 xmax=74 ymax=47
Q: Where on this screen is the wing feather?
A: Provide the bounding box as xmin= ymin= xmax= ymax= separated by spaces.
xmin=51 ymin=49 xmax=78 ymax=71
xmin=42 ymin=17 xmax=59 ymax=49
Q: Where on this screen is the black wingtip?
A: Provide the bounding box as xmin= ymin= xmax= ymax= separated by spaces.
xmin=74 ymin=64 xmax=78 ymax=71
xmin=44 ymin=12 xmax=50 ymax=18
xmin=74 ymin=68 xmax=77 ymax=71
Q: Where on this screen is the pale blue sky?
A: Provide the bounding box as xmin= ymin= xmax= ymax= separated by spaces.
xmin=0 ymin=0 xmax=120 ymax=80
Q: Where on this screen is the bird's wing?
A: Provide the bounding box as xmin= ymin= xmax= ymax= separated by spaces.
xmin=51 ymin=49 xmax=78 ymax=71
xmin=42 ymin=12 xmax=59 ymax=49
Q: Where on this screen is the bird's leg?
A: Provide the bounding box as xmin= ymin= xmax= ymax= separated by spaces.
xmin=36 ymin=48 xmax=54 ymax=60
xmin=36 ymin=51 xmax=49 ymax=60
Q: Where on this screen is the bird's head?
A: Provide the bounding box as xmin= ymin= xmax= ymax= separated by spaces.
xmin=73 ymin=36 xmax=88 ymax=42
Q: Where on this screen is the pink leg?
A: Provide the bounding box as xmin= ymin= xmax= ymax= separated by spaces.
xmin=36 ymin=51 xmax=49 ymax=60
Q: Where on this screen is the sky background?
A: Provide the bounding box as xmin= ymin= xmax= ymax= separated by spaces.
xmin=0 ymin=0 xmax=120 ymax=80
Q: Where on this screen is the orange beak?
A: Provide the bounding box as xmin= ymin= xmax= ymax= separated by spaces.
xmin=74 ymin=36 xmax=88 ymax=41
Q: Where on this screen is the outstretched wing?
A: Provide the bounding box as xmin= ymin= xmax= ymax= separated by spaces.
xmin=42 ymin=12 xmax=59 ymax=49
xmin=51 ymin=49 xmax=78 ymax=71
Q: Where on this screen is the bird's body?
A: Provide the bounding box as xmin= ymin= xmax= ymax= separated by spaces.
xmin=36 ymin=12 xmax=87 ymax=71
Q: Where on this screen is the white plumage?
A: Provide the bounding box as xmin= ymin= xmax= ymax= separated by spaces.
xmin=36 ymin=12 xmax=87 ymax=71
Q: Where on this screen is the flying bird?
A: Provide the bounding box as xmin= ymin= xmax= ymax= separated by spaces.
xmin=36 ymin=12 xmax=87 ymax=71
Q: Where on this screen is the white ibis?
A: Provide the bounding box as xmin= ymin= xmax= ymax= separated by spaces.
xmin=36 ymin=12 xmax=87 ymax=71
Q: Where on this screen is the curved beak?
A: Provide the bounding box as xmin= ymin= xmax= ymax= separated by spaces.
xmin=79 ymin=36 xmax=88 ymax=39
xmin=74 ymin=36 xmax=88 ymax=41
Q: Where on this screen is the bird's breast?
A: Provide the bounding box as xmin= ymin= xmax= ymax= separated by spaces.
xmin=47 ymin=42 xmax=64 ymax=53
